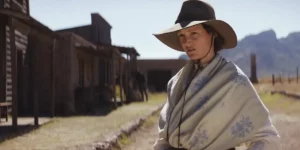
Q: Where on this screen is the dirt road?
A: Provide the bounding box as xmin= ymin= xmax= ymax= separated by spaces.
xmin=122 ymin=114 xmax=159 ymax=150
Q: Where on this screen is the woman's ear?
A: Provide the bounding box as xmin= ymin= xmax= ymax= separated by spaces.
xmin=213 ymin=32 xmax=218 ymax=39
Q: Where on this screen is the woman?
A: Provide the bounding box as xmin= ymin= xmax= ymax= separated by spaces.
xmin=152 ymin=0 xmax=280 ymax=150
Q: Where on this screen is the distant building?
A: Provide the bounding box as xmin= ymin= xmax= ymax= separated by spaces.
xmin=56 ymin=13 xmax=112 ymax=45
xmin=137 ymin=59 xmax=187 ymax=92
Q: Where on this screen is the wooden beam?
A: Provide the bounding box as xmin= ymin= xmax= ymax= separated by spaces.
xmin=9 ymin=17 xmax=18 ymax=129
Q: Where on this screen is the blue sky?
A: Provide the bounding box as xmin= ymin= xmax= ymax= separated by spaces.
xmin=30 ymin=0 xmax=299 ymax=59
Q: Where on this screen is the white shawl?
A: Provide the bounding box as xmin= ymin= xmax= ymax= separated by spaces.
xmin=153 ymin=54 xmax=280 ymax=150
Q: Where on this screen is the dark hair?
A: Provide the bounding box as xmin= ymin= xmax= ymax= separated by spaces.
xmin=202 ymin=24 xmax=224 ymax=53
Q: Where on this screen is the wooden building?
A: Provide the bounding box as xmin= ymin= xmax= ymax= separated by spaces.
xmin=53 ymin=32 xmax=125 ymax=114
xmin=56 ymin=13 xmax=142 ymax=103
xmin=0 ymin=0 xmax=59 ymax=127
xmin=0 ymin=3 xmax=143 ymax=129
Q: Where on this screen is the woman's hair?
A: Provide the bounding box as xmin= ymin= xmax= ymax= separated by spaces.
xmin=202 ymin=24 xmax=224 ymax=53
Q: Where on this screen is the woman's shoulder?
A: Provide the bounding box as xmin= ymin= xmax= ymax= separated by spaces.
xmin=221 ymin=59 xmax=252 ymax=86
xmin=167 ymin=67 xmax=184 ymax=86
xmin=223 ymin=59 xmax=248 ymax=76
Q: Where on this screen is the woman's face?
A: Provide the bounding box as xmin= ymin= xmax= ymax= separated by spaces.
xmin=177 ymin=24 xmax=215 ymax=61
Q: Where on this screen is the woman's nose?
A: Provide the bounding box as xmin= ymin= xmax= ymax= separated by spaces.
xmin=182 ymin=39 xmax=193 ymax=48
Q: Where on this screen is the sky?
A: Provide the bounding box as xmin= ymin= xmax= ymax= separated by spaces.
xmin=29 ymin=0 xmax=300 ymax=59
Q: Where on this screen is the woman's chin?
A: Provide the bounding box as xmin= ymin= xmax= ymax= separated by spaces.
xmin=188 ymin=56 xmax=199 ymax=61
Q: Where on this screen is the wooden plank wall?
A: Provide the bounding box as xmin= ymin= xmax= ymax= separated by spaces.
xmin=4 ymin=27 xmax=27 ymax=100
xmin=4 ymin=0 xmax=29 ymax=14
xmin=5 ymin=25 xmax=12 ymax=102
xmin=3 ymin=0 xmax=10 ymax=8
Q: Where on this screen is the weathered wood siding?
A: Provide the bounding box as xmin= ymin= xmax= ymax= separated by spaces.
xmin=4 ymin=0 xmax=29 ymax=14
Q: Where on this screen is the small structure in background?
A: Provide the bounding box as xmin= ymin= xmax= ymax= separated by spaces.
xmin=137 ymin=59 xmax=187 ymax=92
xmin=250 ymin=53 xmax=258 ymax=83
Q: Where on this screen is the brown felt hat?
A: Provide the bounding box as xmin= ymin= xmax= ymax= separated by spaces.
xmin=153 ymin=0 xmax=237 ymax=51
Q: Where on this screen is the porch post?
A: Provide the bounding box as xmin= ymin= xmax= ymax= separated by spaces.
xmin=119 ymin=57 xmax=123 ymax=104
xmin=9 ymin=17 xmax=18 ymax=129
xmin=111 ymin=50 xmax=117 ymax=108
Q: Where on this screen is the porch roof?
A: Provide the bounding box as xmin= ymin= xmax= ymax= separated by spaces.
xmin=114 ymin=46 xmax=140 ymax=56
xmin=96 ymin=44 xmax=140 ymax=56
xmin=71 ymin=33 xmax=122 ymax=59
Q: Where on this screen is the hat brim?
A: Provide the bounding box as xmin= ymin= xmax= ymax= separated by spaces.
xmin=153 ymin=20 xmax=237 ymax=51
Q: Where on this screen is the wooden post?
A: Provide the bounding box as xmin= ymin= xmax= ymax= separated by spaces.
xmin=90 ymin=56 xmax=94 ymax=107
xmin=51 ymin=39 xmax=56 ymax=118
xmin=9 ymin=18 xmax=18 ymax=129
xmin=250 ymin=53 xmax=258 ymax=83
xmin=279 ymin=73 xmax=282 ymax=84
xmin=282 ymin=71 xmax=285 ymax=83
xmin=288 ymin=74 xmax=291 ymax=84
xmin=297 ymin=66 xmax=299 ymax=83
xmin=125 ymin=56 xmax=129 ymax=102
xmin=34 ymin=86 xmax=38 ymax=126
xmin=111 ymin=50 xmax=117 ymax=108
xmin=272 ymin=74 xmax=275 ymax=86
xmin=33 ymin=37 xmax=39 ymax=126
xmin=119 ymin=58 xmax=123 ymax=105
xmin=28 ymin=34 xmax=39 ymax=126
xmin=104 ymin=60 xmax=107 ymax=86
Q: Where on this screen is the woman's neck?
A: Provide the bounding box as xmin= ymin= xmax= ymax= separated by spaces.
xmin=193 ymin=51 xmax=216 ymax=66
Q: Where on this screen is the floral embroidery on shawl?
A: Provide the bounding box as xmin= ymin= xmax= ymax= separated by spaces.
xmin=231 ymin=115 xmax=254 ymax=139
xmin=196 ymin=96 xmax=210 ymax=110
xmin=193 ymin=76 xmax=209 ymax=92
xmin=189 ymin=129 xmax=209 ymax=147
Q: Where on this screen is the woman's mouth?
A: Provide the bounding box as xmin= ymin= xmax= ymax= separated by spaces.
xmin=187 ymin=49 xmax=196 ymax=52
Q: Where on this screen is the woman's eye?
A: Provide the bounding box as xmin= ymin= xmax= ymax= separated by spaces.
xmin=179 ymin=36 xmax=186 ymax=42
xmin=191 ymin=32 xmax=199 ymax=39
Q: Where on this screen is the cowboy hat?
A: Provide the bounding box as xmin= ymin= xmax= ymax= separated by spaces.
xmin=153 ymin=0 xmax=237 ymax=51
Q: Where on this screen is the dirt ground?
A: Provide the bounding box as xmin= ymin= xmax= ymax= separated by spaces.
xmin=0 ymin=93 xmax=167 ymax=150
xmin=121 ymin=93 xmax=300 ymax=150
